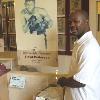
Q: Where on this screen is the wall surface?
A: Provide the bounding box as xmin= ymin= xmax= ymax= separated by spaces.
xmin=89 ymin=0 xmax=100 ymax=44
xmin=36 ymin=55 xmax=71 ymax=74
xmin=89 ymin=0 xmax=96 ymax=37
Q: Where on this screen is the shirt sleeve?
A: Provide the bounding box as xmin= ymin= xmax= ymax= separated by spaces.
xmin=73 ymin=39 xmax=100 ymax=85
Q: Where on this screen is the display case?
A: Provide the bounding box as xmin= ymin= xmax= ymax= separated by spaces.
xmin=57 ymin=0 xmax=70 ymax=55
xmin=1 ymin=0 xmax=16 ymax=51
xmin=57 ymin=0 xmax=68 ymax=55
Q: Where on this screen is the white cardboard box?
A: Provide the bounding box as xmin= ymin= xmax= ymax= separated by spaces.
xmin=0 ymin=71 xmax=56 ymax=100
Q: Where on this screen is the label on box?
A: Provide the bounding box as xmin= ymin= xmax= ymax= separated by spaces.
xmin=36 ymin=96 xmax=46 ymax=100
xmin=9 ymin=75 xmax=26 ymax=88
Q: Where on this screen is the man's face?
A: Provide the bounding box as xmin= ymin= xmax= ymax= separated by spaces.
xmin=25 ymin=1 xmax=35 ymax=12
xmin=69 ymin=12 xmax=87 ymax=38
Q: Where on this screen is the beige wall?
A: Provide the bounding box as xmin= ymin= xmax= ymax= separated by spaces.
xmin=89 ymin=0 xmax=96 ymax=37
xmin=36 ymin=55 xmax=71 ymax=74
xmin=89 ymin=0 xmax=100 ymax=44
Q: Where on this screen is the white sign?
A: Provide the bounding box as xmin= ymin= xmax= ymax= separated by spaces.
xmin=36 ymin=96 xmax=46 ymax=100
xmin=9 ymin=75 xmax=26 ymax=88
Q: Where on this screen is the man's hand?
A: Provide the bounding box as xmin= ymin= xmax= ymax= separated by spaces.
xmin=57 ymin=77 xmax=67 ymax=87
xmin=57 ymin=76 xmax=86 ymax=88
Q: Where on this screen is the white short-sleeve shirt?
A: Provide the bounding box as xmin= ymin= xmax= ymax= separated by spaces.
xmin=65 ymin=31 xmax=100 ymax=100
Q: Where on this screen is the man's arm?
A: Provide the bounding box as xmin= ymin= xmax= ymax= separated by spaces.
xmin=57 ymin=77 xmax=86 ymax=88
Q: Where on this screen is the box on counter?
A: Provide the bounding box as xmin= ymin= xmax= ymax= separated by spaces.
xmin=0 ymin=71 xmax=58 ymax=100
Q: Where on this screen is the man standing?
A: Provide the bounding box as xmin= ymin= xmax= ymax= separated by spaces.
xmin=57 ymin=10 xmax=100 ymax=100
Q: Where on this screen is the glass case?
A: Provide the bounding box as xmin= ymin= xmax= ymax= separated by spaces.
xmin=57 ymin=0 xmax=67 ymax=55
xmin=1 ymin=0 xmax=16 ymax=51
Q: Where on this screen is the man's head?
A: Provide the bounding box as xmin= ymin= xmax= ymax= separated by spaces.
xmin=25 ymin=0 xmax=35 ymax=12
xmin=69 ymin=9 xmax=90 ymax=39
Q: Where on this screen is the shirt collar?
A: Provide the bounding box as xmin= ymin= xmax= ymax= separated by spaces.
xmin=76 ymin=31 xmax=93 ymax=44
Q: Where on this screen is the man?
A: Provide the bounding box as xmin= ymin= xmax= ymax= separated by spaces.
xmin=21 ymin=0 xmax=53 ymax=34
xmin=57 ymin=10 xmax=100 ymax=100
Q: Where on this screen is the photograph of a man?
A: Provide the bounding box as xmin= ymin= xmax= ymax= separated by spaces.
xmin=21 ymin=0 xmax=53 ymax=35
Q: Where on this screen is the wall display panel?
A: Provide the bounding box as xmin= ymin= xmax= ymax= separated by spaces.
xmin=15 ymin=0 xmax=58 ymax=67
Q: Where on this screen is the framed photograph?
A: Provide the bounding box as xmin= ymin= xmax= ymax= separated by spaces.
xmin=58 ymin=34 xmax=67 ymax=54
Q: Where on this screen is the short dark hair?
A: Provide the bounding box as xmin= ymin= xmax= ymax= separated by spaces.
xmin=74 ymin=9 xmax=89 ymax=20
xmin=80 ymin=10 xmax=89 ymax=20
